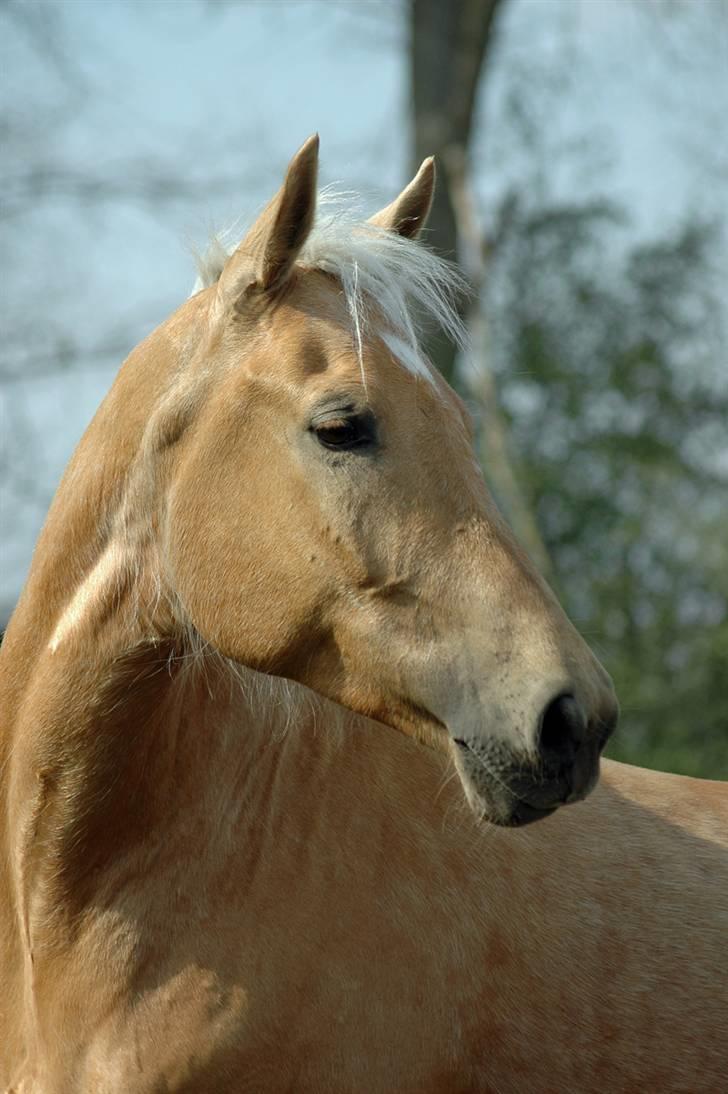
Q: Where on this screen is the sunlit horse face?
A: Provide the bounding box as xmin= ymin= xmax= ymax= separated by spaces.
xmin=164 ymin=136 xmax=617 ymax=826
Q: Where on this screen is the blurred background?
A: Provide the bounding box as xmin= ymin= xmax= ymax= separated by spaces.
xmin=1 ymin=0 xmax=726 ymax=775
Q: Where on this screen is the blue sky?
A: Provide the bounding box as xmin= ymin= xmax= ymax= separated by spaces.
xmin=1 ymin=0 xmax=726 ymax=610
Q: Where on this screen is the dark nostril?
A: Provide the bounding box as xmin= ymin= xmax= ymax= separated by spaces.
xmin=538 ymin=693 xmax=586 ymax=767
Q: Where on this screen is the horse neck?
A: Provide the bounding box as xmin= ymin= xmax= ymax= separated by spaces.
xmin=0 ymin=293 xmax=216 ymax=900
xmin=4 ymin=617 xmax=483 ymax=927
xmin=1 ymin=292 xmax=213 ymax=703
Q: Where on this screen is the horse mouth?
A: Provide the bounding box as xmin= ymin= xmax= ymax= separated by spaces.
xmin=452 ymin=737 xmax=565 ymax=828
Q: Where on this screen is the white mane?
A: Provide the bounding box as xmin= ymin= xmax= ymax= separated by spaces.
xmin=193 ymin=188 xmax=467 ymax=381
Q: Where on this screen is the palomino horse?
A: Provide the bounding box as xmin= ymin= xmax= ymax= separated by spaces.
xmin=0 ymin=137 xmax=725 ymax=1092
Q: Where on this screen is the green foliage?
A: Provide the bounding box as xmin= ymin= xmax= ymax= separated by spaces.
xmin=479 ymin=196 xmax=728 ymax=777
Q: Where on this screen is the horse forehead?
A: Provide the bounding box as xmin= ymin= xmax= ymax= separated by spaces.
xmin=280 ymin=315 xmax=357 ymax=378
xmin=231 ymin=279 xmax=454 ymax=424
xmin=245 ymin=302 xmax=391 ymax=393
xmin=272 ymin=325 xmax=436 ymax=419
xmin=274 ymin=271 xmax=351 ymax=343
xmin=241 ymin=293 xmax=351 ymax=378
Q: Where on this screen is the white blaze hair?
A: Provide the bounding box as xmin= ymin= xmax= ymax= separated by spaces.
xmin=193 ymin=188 xmax=467 ymax=382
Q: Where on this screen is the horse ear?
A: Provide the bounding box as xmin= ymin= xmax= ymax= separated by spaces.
xmin=368 ymin=157 xmax=435 ymax=239
xmin=220 ymin=135 xmax=319 ymax=303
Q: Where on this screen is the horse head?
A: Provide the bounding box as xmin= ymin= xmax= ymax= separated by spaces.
xmin=50 ymin=136 xmax=618 ymax=826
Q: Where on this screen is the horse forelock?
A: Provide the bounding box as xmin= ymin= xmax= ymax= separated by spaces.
xmin=192 ymin=188 xmax=467 ymax=383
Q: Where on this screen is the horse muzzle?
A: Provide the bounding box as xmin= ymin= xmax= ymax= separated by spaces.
xmin=452 ymin=692 xmax=619 ymax=826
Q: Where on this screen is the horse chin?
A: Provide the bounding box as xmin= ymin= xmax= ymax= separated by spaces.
xmin=491 ymin=800 xmax=559 ymax=828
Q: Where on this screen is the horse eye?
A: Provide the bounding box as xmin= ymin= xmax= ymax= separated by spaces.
xmin=313 ymin=415 xmax=374 ymax=451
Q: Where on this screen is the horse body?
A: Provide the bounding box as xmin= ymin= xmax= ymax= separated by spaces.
xmin=1 ymin=138 xmax=726 ymax=1090
xmin=1 ymin=644 xmax=725 ymax=1091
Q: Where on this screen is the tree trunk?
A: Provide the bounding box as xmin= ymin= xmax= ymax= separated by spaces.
xmin=445 ymin=145 xmax=553 ymax=577
xmin=410 ymin=0 xmax=502 ymax=385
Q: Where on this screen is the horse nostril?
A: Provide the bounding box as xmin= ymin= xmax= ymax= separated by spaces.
xmin=538 ymin=693 xmax=586 ymax=768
